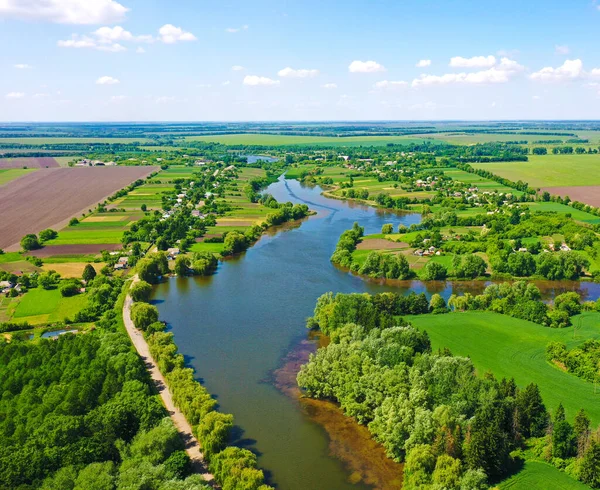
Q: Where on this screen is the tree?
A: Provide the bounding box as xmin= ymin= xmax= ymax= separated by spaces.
xmin=221 ymin=231 xmax=249 ymax=256
xmin=130 ymin=280 xmax=152 ymax=303
xmin=403 ymin=444 xmax=435 ymax=489
xmin=197 ymin=412 xmax=234 ymax=458
xmin=429 ymin=294 xmax=448 ymax=314
xmin=432 ymin=454 xmax=461 ymax=488
xmin=174 ymin=255 xmax=191 ymax=276
xmin=552 ymin=403 xmax=575 ymax=459
xmin=455 ymin=255 xmax=487 ymax=279
xmin=381 ymin=224 xmax=394 ymax=234
xmin=580 ymin=439 xmax=600 ymax=488
xmin=39 ymin=229 xmax=58 ymax=242
xmin=459 ymin=469 xmax=487 ymax=490
xmin=515 ymin=383 xmax=548 ymax=437
xmin=141 ymin=203 xmax=147 ymax=212
xmin=130 ymin=302 xmax=159 ymax=331
xmin=574 ymin=409 xmax=591 ymax=457
xmin=421 ymin=261 xmax=448 ymax=281
xmin=20 ymin=234 xmax=41 ymax=251
xmin=164 ymin=450 xmax=192 ymax=479
xmin=69 ymin=217 xmax=79 ymax=226
xmin=60 ymin=282 xmax=80 ymax=297
xmin=74 ymin=461 xmax=116 ymax=490
xmin=82 ymin=264 xmax=97 ymax=282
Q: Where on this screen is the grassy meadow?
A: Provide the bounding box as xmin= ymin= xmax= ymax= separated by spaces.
xmin=2 ymin=287 xmax=87 ymax=325
xmin=498 ymin=461 xmax=590 ymax=490
xmin=407 ymin=311 xmax=600 ymax=424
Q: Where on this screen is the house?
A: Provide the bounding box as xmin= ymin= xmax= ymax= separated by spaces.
xmin=167 ymin=248 xmax=180 ymax=259
xmin=118 ymin=257 xmax=129 ymax=267
xmin=339 ymin=155 xmax=350 ymax=161
xmin=414 ymin=249 xmax=424 ymax=256
xmin=0 ymin=280 xmax=14 ymax=294
xmin=560 ymin=243 xmax=571 ymax=252
xmin=224 ymin=165 xmax=236 ymax=172
xmin=114 ymin=263 xmax=126 ymax=270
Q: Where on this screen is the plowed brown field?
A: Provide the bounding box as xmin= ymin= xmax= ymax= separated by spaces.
xmin=541 ymin=186 xmax=600 ymax=207
xmin=0 ymin=166 xmax=156 ymax=250
xmin=0 ymin=157 xmax=60 ymax=168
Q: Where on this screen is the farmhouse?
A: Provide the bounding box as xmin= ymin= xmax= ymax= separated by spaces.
xmin=167 ymin=248 xmax=180 ymax=259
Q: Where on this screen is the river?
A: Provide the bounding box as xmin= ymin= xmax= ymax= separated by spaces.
xmin=152 ymin=177 xmax=600 ymax=490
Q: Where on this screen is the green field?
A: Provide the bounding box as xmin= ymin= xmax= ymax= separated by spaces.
xmin=11 ymin=287 xmax=87 ymax=324
xmin=184 ymin=134 xmax=437 ymax=147
xmin=499 ymin=461 xmax=590 ymax=489
xmin=407 ymin=311 xmax=600 ymax=424
xmin=0 ymin=137 xmax=152 ymax=144
xmin=473 ymin=155 xmax=600 ymax=188
xmin=0 ymin=168 xmax=36 ymax=185
xmin=527 ymin=202 xmax=600 ymax=224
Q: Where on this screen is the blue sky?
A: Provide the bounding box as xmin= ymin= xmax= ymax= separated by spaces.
xmin=1 ymin=0 xmax=600 ymax=121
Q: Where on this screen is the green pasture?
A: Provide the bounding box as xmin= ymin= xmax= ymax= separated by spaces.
xmin=0 ymin=168 xmax=37 ymax=185
xmin=473 ymin=155 xmax=600 ymax=188
xmin=498 ymin=460 xmax=590 ymax=489
xmin=46 ymin=230 xmax=124 ymax=245
xmin=407 ymin=311 xmax=600 ymax=424
xmin=526 ymin=202 xmax=600 ymax=224
xmin=11 ymin=288 xmax=87 ymax=324
xmin=0 ymin=137 xmax=151 ymax=144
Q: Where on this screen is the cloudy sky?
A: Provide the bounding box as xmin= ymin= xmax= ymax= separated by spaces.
xmin=1 ymin=0 xmax=600 ymax=121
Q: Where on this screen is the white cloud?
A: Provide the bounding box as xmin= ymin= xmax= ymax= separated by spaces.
xmin=413 ymin=67 xmax=511 ymax=87
xmin=222 ymin=80 xmax=231 ymax=86
xmin=450 ymin=55 xmax=496 ymax=68
xmin=278 ymin=67 xmax=319 ymax=78
xmin=590 ymin=68 xmax=600 ymax=77
xmin=231 ymin=65 xmax=244 ymax=71
xmin=156 ymin=96 xmax=175 ymax=104
xmin=110 ymin=95 xmax=128 ymax=101
xmin=57 ymin=33 xmax=126 ymax=52
xmin=197 ymin=84 xmax=212 ymax=88
xmin=532 ymin=95 xmax=541 ymax=100
xmin=0 ymin=0 xmax=128 ymax=24
xmin=33 ymin=93 xmax=49 ymax=98
xmin=5 ymin=92 xmax=25 ymax=99
xmin=14 ymin=64 xmax=32 ymax=69
xmin=243 ymin=75 xmax=280 ymax=86
xmin=348 ymin=60 xmax=386 ymax=73
xmin=322 ymin=83 xmax=337 ymax=89
xmin=555 ymin=45 xmax=570 ymax=55
xmin=416 ymin=59 xmax=431 ymax=68
xmin=94 ymin=26 xmax=133 ymax=42
xmin=374 ymin=80 xmax=408 ymax=89
xmin=497 ymin=57 xmax=525 ymax=72
xmin=96 ymin=76 xmax=119 ymax=85
xmin=530 ymin=59 xmax=584 ymax=82
xmin=226 ymin=25 xmax=249 ymax=33
xmin=136 ymin=47 xmax=145 ymax=54
xmin=158 ymin=24 xmax=197 ymax=44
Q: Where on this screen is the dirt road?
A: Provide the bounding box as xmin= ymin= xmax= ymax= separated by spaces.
xmin=122 ymin=276 xmax=215 ymax=485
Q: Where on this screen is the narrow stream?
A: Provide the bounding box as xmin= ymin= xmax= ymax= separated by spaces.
xmin=152 ymin=177 xmax=600 ymax=490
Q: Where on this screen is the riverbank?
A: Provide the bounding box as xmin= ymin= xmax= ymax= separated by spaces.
xmin=122 ymin=275 xmax=216 ymax=486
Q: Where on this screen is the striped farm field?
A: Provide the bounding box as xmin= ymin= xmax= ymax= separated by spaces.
xmin=499 ymin=461 xmax=590 ymax=489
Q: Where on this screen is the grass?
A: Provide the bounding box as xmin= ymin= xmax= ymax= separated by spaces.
xmin=183 ymin=134 xmax=439 ymax=147
xmin=0 ymin=168 xmax=37 ymax=185
xmin=11 ymin=287 xmax=87 ymax=324
xmin=498 ymin=461 xmax=590 ymax=489
xmin=407 ymin=311 xmax=600 ymax=424
xmin=0 ymin=137 xmax=151 ymax=144
xmin=472 ymin=155 xmax=600 ymax=188
xmin=526 ymin=202 xmax=600 ymax=224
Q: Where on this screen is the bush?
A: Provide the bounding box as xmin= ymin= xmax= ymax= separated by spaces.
xmin=39 ymin=229 xmax=58 ymax=242
xmin=20 ymin=234 xmax=41 ymax=251
xmin=421 ymin=261 xmax=448 ymax=281
xmin=59 ymin=282 xmax=80 ymax=297
xmin=381 ymin=224 xmax=394 ymax=234
xmin=69 ymin=217 xmax=79 ymax=226
xmin=82 ymin=264 xmax=97 ymax=282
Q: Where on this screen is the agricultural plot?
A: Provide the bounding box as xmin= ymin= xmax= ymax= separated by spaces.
xmin=0 ymin=157 xmax=60 ymax=169
xmin=526 ymin=202 xmax=600 ymax=224
xmin=0 ymin=137 xmax=152 ymax=144
xmin=0 ymin=168 xmax=36 ymax=185
xmin=408 ymin=311 xmax=600 ymax=424
xmin=441 ymin=168 xmax=523 ymax=195
xmin=473 ymin=155 xmax=600 ymax=188
xmin=184 ymin=134 xmax=437 ymax=147
xmin=541 ymin=186 xmax=600 ymax=208
xmin=0 ymin=166 xmax=156 ymax=251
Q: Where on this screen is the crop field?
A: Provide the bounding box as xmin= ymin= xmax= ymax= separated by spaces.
xmin=0 ymin=157 xmax=60 ymax=169
xmin=472 ymin=155 xmax=600 ymax=188
xmin=183 ymin=134 xmax=438 ymax=147
xmin=0 ymin=168 xmax=36 ymax=185
xmin=408 ymin=311 xmax=600 ymax=424
xmin=541 ymin=186 xmax=600 ymax=208
xmin=441 ymin=168 xmax=523 ymax=195
xmin=0 ymin=166 xmax=156 ymax=251
xmin=499 ymin=461 xmax=590 ymax=489
xmin=526 ymin=201 xmax=600 ymax=224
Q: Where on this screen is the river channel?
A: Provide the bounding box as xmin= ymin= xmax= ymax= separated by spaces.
xmin=152 ymin=177 xmax=600 ymax=490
